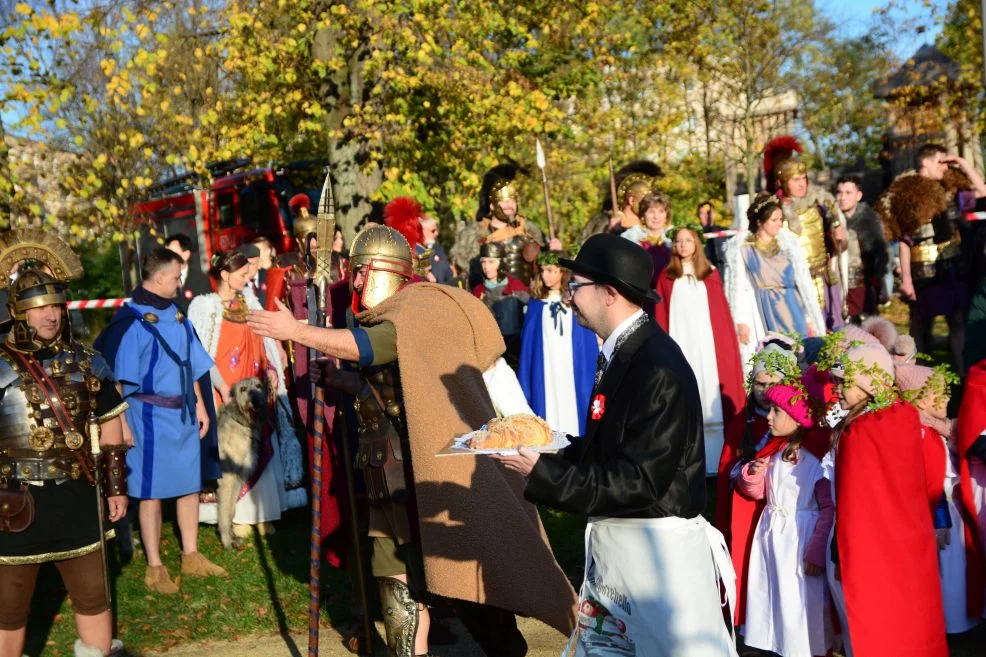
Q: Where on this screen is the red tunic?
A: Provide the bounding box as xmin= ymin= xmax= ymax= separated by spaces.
xmin=835 ymin=401 xmax=947 ymax=657
xmin=654 ymin=269 xmax=746 ymax=446
xmin=956 ymin=360 xmax=986 ymax=618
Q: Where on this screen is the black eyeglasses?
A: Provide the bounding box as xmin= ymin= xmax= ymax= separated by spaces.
xmin=563 ymin=280 xmax=598 ymax=298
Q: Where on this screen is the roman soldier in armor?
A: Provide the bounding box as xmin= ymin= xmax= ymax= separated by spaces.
xmin=878 ymin=143 xmax=986 ymax=373
xmin=450 ymin=163 xmax=556 ymax=289
xmin=0 ymin=230 xmax=130 ymax=657
xmin=578 ymin=159 xmax=661 ymax=242
xmin=764 ymin=135 xmax=849 ymax=330
xmin=247 ymin=225 xmax=578 ymax=657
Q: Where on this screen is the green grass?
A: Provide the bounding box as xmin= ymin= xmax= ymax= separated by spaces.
xmin=24 ymin=508 xmax=352 ymax=657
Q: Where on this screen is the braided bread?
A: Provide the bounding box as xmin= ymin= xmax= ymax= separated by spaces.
xmin=466 ymin=414 xmax=553 ymax=450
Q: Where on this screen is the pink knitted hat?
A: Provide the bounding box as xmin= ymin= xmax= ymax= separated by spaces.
xmin=765 ymin=384 xmax=815 ymax=428
xmin=831 ymin=343 xmax=896 ymax=398
xmin=841 ymin=324 xmax=881 ymax=347
xmin=895 ymin=363 xmax=934 ymax=393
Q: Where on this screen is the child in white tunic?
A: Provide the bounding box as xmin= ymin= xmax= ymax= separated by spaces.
xmin=737 ymin=384 xmax=833 ymax=657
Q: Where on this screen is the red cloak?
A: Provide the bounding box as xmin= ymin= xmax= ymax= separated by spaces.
xmin=715 ymin=410 xmax=768 ymax=540
xmin=956 ymin=360 xmax=986 ymax=618
xmin=835 ymin=401 xmax=947 ymax=657
xmin=655 ymin=269 xmax=746 ymax=450
xmin=729 ymin=428 xmax=830 ymax=625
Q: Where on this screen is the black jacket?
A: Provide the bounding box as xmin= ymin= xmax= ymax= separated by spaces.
xmin=846 ymin=202 xmax=889 ymax=283
xmin=525 ymin=317 xmax=707 ymax=519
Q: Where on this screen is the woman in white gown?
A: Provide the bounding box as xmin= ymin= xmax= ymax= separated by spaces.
xmin=724 ymin=193 xmax=825 ymax=373
xmin=654 ymin=225 xmax=746 ymax=475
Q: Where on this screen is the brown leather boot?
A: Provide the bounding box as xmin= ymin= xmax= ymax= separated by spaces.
xmin=144 ymin=565 xmax=179 ymax=594
xmin=181 ymin=551 xmax=227 ymax=577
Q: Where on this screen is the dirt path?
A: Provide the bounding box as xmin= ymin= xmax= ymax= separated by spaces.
xmin=145 ymin=616 xmax=566 ymax=657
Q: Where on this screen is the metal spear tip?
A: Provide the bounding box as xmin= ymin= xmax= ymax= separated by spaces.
xmin=536 ymin=137 xmax=545 ymax=170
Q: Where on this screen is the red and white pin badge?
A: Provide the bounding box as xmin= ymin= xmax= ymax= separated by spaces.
xmin=591 ymin=394 xmax=606 ymax=421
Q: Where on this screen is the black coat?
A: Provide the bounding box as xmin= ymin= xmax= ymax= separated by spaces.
xmin=525 ymin=317 xmax=707 ymax=519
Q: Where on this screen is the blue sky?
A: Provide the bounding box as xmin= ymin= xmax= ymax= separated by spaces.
xmin=820 ymin=0 xmax=945 ymax=58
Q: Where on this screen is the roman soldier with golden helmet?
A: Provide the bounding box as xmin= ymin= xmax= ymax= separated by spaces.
xmin=764 ymin=136 xmax=849 ymax=330
xmin=247 ymin=224 xmax=578 ymax=657
xmin=0 ymin=230 xmax=130 ymax=657
xmin=450 ymin=163 xmax=553 ymax=289
xmin=578 ymin=159 xmax=661 ymax=242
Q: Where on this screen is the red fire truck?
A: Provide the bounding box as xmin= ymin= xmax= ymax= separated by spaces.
xmin=120 ymin=159 xmax=324 ymax=293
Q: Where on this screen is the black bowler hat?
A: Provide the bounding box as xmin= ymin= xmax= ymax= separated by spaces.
xmin=559 ymin=233 xmax=661 ymax=304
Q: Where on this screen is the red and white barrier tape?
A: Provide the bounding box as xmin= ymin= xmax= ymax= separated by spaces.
xmin=67 ymin=298 xmax=130 ymax=310
xmin=702 ymin=229 xmax=742 ymax=239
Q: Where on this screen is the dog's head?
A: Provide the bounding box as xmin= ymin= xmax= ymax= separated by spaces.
xmin=230 ymin=377 xmax=268 ymax=416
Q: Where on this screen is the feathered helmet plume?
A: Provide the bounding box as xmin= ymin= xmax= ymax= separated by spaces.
xmin=383 ymin=196 xmax=426 ymax=248
xmin=763 ymin=136 xmax=805 ymax=194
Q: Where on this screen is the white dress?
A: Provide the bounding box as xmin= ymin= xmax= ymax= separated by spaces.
xmin=936 ymin=435 xmax=978 ymax=633
xmin=668 ymin=267 xmax=723 ymax=475
xmin=540 ymin=292 xmax=580 ymax=435
xmin=745 ymin=450 xmax=832 ymax=657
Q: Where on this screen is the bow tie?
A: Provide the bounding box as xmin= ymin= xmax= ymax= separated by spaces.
xmin=549 ymin=301 xmax=567 ymax=335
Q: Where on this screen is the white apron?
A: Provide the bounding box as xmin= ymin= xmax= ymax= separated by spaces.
xmin=565 ymin=516 xmax=738 ymax=657
xmin=744 ymin=452 xmax=831 ymax=657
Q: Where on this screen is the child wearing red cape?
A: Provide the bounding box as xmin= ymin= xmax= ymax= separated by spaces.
xmin=735 ymin=384 xmax=833 ymax=657
xmin=829 ymin=344 xmax=947 ymax=657
xmin=897 ymin=363 xmax=981 ymax=633
xmin=956 ymin=359 xmax=986 ymax=622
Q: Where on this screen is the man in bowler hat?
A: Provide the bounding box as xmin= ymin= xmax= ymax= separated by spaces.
xmin=496 ymin=233 xmax=738 ymax=656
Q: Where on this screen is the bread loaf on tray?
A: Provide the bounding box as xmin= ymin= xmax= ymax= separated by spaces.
xmin=466 ymin=414 xmax=553 ymax=450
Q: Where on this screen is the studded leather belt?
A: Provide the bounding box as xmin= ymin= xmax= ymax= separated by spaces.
xmin=0 ymin=456 xmax=84 ymax=482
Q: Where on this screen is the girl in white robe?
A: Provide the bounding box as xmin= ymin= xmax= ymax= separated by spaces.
xmin=737 ymin=384 xmax=833 ymax=657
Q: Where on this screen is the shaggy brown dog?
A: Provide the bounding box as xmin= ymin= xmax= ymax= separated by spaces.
xmin=216 ymin=377 xmax=268 ymax=549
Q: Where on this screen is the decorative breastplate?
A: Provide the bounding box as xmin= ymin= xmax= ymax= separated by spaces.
xmin=502 ymin=235 xmax=534 ymax=285
xmin=0 ymin=346 xmax=100 ymax=482
xmin=785 ymin=206 xmax=828 ymax=278
xmin=909 ymin=218 xmax=961 ymax=279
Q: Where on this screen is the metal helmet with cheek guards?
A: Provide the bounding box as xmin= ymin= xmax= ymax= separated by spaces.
xmin=348 ymin=225 xmax=414 ymax=309
xmin=0 ymin=229 xmax=83 ymax=353
xmin=6 ymin=268 xmax=73 ymax=353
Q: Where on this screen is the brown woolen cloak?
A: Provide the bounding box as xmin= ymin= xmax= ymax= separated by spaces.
xmin=357 ymin=282 xmax=578 ymax=635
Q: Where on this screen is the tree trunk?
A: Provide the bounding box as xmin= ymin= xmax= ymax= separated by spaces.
xmin=312 ymin=12 xmax=382 ymax=244
xmin=0 ymin=115 xmax=12 ymax=226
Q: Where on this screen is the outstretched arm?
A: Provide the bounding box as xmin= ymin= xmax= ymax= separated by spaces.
xmin=246 ymin=298 xmax=360 ymax=362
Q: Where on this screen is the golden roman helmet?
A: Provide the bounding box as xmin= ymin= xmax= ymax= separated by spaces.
xmin=617 ymin=174 xmax=654 ymax=215
xmin=0 ymin=229 xmax=83 ymax=353
xmin=293 ymin=214 xmax=318 ymax=246
xmin=490 ymin=178 xmax=518 ymax=203
xmin=348 ymin=225 xmax=414 ymax=309
xmin=775 ymin=157 xmax=808 ymax=191
xmin=489 ymin=178 xmax=520 ymax=223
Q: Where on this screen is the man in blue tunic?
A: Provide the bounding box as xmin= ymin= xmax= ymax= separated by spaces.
xmin=96 ymin=248 xmax=226 ymax=594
